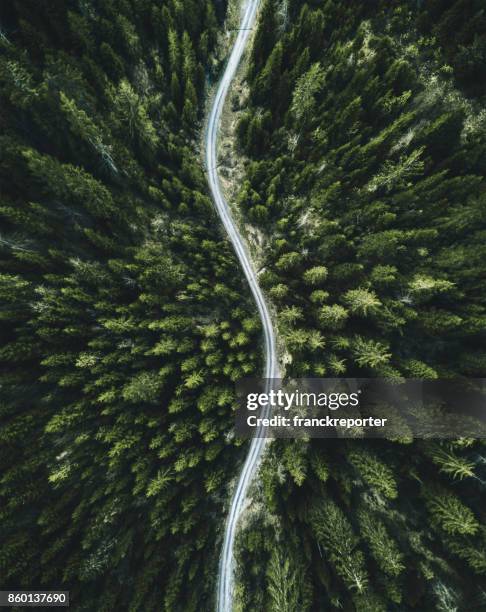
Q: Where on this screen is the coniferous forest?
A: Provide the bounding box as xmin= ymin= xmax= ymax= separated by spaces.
xmin=1 ymin=1 xmax=262 ymax=610
xmin=1 ymin=1 xmax=486 ymax=611
xmin=234 ymin=1 xmax=486 ymax=611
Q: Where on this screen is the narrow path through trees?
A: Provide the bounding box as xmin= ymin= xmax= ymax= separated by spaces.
xmin=205 ymin=1 xmax=280 ymax=610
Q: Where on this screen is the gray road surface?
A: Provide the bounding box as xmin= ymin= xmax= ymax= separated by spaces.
xmin=204 ymin=1 xmax=279 ymax=610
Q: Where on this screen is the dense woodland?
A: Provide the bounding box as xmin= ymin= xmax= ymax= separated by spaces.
xmin=234 ymin=1 xmax=486 ymax=611
xmin=0 ymin=1 xmax=264 ymax=611
xmin=1 ymin=0 xmax=486 ymax=611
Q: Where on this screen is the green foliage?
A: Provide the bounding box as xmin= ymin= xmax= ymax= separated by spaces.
xmin=283 ymin=440 xmax=308 ymax=486
xmin=236 ymin=0 xmax=486 ymax=383
xmin=357 ymin=509 xmax=405 ymax=577
xmin=3 ymin=1 xmax=486 ymax=610
xmin=343 ymin=289 xmax=381 ymax=317
xmin=310 ymin=500 xmax=368 ymax=593
xmin=426 ymin=490 xmax=479 ymax=536
xmin=303 ymin=265 xmax=328 ymax=286
xmin=319 ymin=304 xmax=348 ymax=330
xmin=291 ymin=62 xmax=325 ymax=124
xmin=234 ymin=2 xmax=486 ymax=608
xmin=0 ymin=1 xmax=257 ymax=610
xmin=347 ymin=447 xmax=398 ymax=500
xmin=266 ymin=543 xmax=311 ymax=612
xmin=427 ymin=443 xmax=475 ymax=480
xmin=352 ymin=337 xmax=392 ymax=370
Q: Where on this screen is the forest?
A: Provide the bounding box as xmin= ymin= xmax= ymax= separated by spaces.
xmin=233 ymin=1 xmax=486 ymax=610
xmin=0 ymin=1 xmax=262 ymax=610
xmin=1 ymin=0 xmax=486 ymax=611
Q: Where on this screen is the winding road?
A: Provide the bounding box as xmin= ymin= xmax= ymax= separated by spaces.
xmin=205 ymin=1 xmax=280 ymax=611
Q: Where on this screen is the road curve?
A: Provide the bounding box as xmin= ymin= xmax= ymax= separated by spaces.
xmin=205 ymin=1 xmax=279 ymax=611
